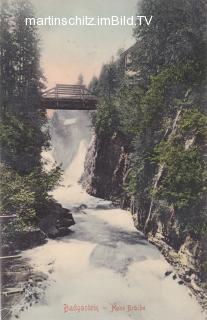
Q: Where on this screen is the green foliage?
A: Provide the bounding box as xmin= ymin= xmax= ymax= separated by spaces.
xmin=88 ymin=76 xmax=99 ymax=95
xmin=0 ymin=0 xmax=47 ymax=173
xmin=89 ymin=60 xmax=123 ymax=139
xmin=116 ymin=84 xmax=144 ymax=137
xmin=0 ymin=108 xmax=50 ymax=173
xmin=152 ymin=109 xmax=207 ymax=212
xmin=97 ymin=60 xmax=120 ymax=100
xmin=92 ymin=100 xmax=120 ymax=139
xmin=77 ymin=74 xmax=84 ymax=86
xmin=89 ymin=0 xmax=207 ymax=242
xmin=180 ymin=109 xmax=207 ymax=139
xmin=0 ymin=0 xmax=62 ymax=232
xmin=93 ymin=62 xmax=194 ymax=143
xmin=29 ymin=165 xmax=62 ymax=203
xmin=140 ymin=62 xmax=203 ymax=130
xmin=153 ymin=140 xmax=206 ymax=209
xmin=116 ymin=62 xmax=199 ymax=141
xmin=133 ymin=0 xmax=206 ymax=79
xmin=0 ymin=162 xmax=62 ymax=227
xmin=0 ymin=163 xmax=36 ymax=225
xmin=125 ymin=157 xmax=149 ymax=201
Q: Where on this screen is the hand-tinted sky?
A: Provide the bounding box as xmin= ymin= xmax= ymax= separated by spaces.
xmin=31 ymin=0 xmax=139 ymax=87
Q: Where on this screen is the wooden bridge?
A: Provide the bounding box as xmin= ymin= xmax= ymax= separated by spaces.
xmin=41 ymin=84 xmax=97 ymax=110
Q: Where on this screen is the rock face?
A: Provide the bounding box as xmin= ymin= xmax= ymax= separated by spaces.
xmin=2 ymin=200 xmax=75 ymax=255
xmin=2 ymin=228 xmax=47 ymax=255
xmin=82 ymin=133 xmax=207 ymax=310
xmin=38 ymin=200 xmax=75 ymax=238
xmin=82 ymin=133 xmax=130 ymax=204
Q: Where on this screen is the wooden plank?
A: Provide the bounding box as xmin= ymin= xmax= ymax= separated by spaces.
xmin=43 ymin=96 xmax=96 ymax=101
xmin=57 ymin=90 xmax=82 ymax=93
xmin=57 ymin=92 xmax=82 ymax=95
xmin=44 ymin=94 xmax=94 ymax=98
xmin=2 ymin=288 xmax=24 ymax=296
xmin=43 ymin=87 xmax=56 ymax=94
xmin=56 ymin=92 xmax=79 ymax=94
xmin=56 ymin=88 xmax=80 ymax=91
xmin=57 ymin=89 xmax=82 ymax=92
xmin=56 ymin=84 xmax=85 ymax=88
xmin=43 ymin=94 xmax=56 ymax=97
xmin=1 ymin=271 xmax=29 ymax=275
xmin=43 ymin=89 xmax=94 ymax=99
xmin=43 ymin=103 xmax=97 ymax=110
xmin=0 ymin=215 xmax=17 ymax=219
xmin=57 ymin=86 xmax=82 ymax=89
xmin=0 ymin=255 xmax=22 ymax=261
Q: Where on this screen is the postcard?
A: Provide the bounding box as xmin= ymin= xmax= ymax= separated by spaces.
xmin=1 ymin=0 xmax=207 ymax=319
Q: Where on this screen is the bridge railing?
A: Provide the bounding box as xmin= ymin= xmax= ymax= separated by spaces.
xmin=42 ymin=84 xmax=96 ymax=101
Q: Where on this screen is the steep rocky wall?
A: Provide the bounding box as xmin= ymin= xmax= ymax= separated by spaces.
xmin=82 ymin=133 xmax=130 ymax=204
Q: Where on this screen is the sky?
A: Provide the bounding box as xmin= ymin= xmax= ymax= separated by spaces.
xmin=31 ymin=0 xmax=139 ymax=88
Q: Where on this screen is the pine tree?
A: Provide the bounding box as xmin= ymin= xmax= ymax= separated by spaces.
xmin=0 ymin=0 xmax=16 ymax=100
xmin=77 ymin=73 xmax=84 ymax=86
xmin=133 ymin=0 xmax=207 ymax=79
xmin=0 ymin=0 xmax=48 ymax=173
xmin=0 ymin=0 xmax=61 ymax=227
xmin=98 ymin=61 xmax=119 ymax=101
xmin=88 ymin=76 xmax=99 ymax=95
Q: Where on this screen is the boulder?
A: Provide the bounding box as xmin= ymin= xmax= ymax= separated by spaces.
xmin=39 ymin=199 xmax=75 ymax=238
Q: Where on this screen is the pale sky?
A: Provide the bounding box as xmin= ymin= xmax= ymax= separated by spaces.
xmin=31 ymin=0 xmax=139 ymax=88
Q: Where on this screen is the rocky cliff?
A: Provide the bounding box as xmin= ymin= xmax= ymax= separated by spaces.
xmin=82 ymin=132 xmax=131 ymax=205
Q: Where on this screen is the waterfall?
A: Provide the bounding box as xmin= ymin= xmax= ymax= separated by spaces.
xmin=42 ymin=110 xmax=94 ymax=207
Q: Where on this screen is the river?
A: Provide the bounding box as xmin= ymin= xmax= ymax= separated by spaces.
xmin=13 ymin=110 xmax=205 ymax=320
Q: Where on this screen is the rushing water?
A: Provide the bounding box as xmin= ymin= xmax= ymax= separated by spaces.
xmin=14 ymin=111 xmax=205 ymax=320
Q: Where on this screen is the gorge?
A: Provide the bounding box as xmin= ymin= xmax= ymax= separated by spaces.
xmin=9 ymin=110 xmax=205 ymax=320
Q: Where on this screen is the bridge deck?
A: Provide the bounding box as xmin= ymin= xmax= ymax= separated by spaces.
xmin=41 ymin=84 xmax=97 ymax=110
